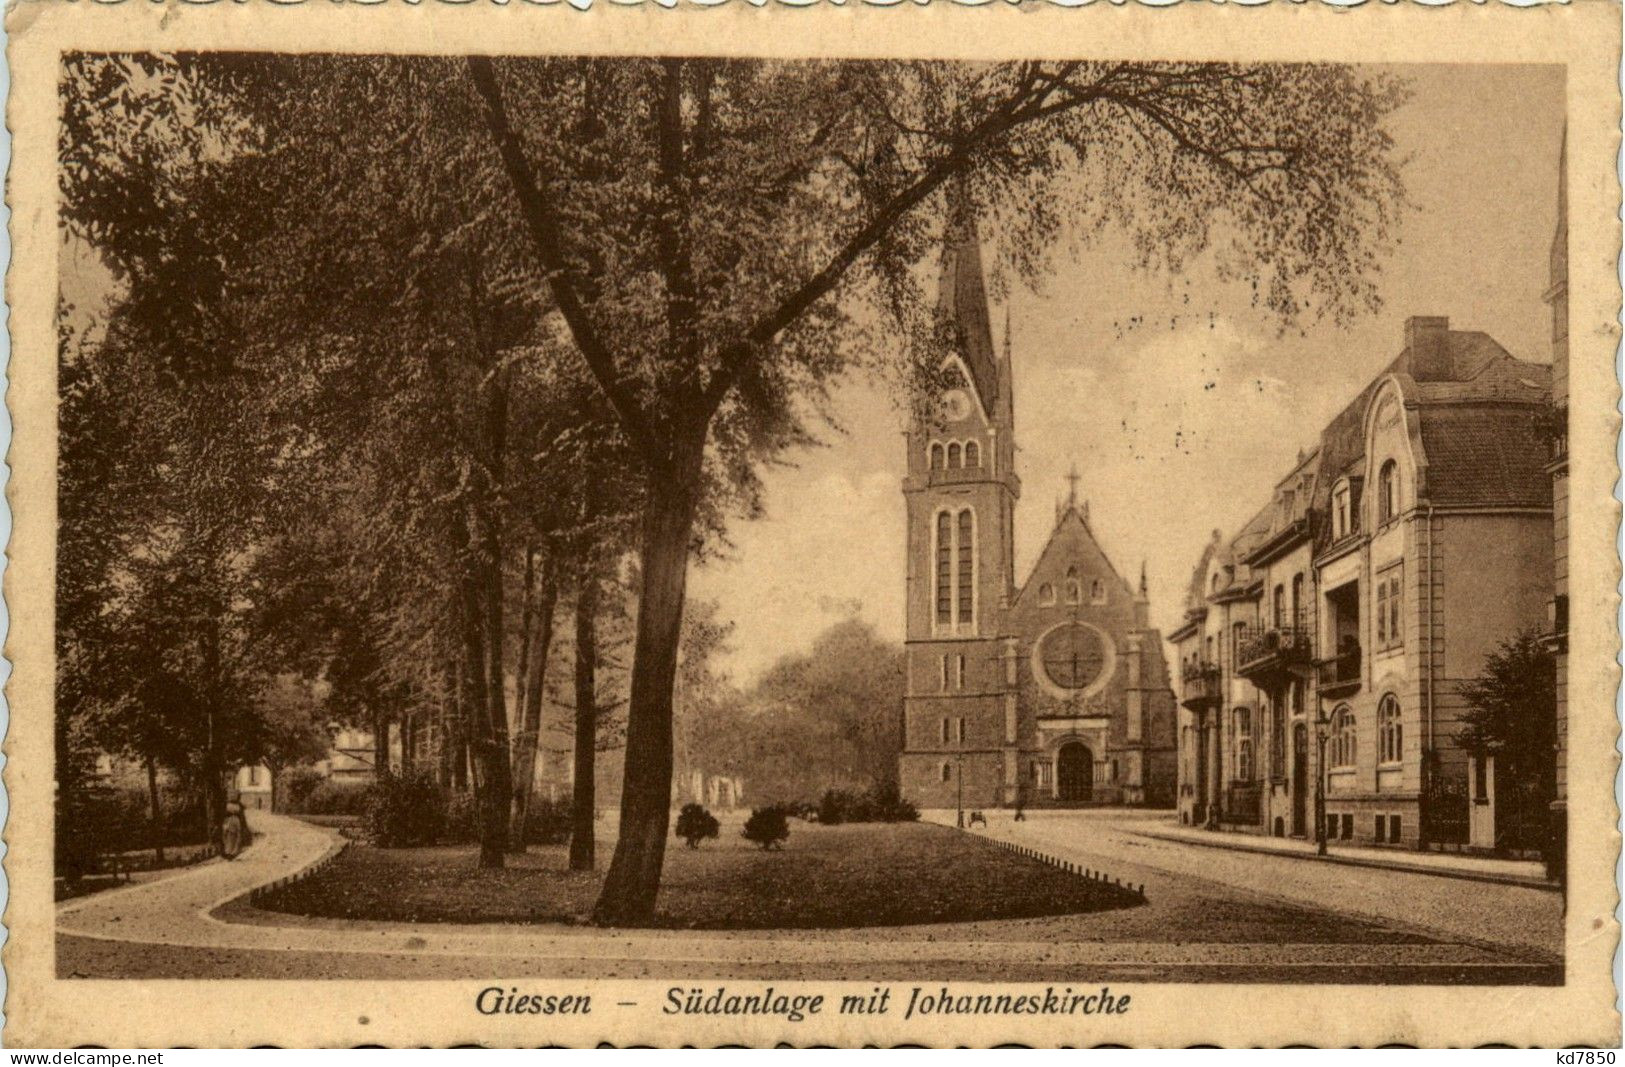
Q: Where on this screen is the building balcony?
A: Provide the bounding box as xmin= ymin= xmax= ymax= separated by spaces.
xmin=1235 ymin=625 xmax=1314 ymax=684
xmin=1316 ymin=646 xmax=1362 ymax=699
xmin=1179 ymin=662 xmax=1223 ymax=711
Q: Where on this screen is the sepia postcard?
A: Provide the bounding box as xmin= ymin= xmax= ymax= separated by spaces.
xmin=5 ymin=0 xmax=1621 ymax=1049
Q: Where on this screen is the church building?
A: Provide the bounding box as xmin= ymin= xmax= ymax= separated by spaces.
xmin=897 ymin=209 xmax=1179 ymax=811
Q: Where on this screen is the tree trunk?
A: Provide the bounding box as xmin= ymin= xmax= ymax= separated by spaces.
xmin=593 ymin=455 xmax=700 ymax=924
xmin=510 ymin=549 xmax=558 ymax=851
xmin=146 ymin=757 xmax=165 ymax=865
xmin=373 ymin=707 xmax=390 ymax=780
xmin=569 ymin=567 xmax=600 ymax=871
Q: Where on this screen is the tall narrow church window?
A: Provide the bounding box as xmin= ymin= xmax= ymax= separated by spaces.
xmin=1065 ymin=566 xmax=1081 ymax=604
xmin=941 ymin=763 xmax=952 ymax=783
xmin=947 ymin=443 xmax=962 ymax=469
xmin=956 ymin=509 xmax=974 ymax=624
xmin=956 ymin=654 xmax=966 ymax=689
xmin=935 ymin=512 xmax=952 ymax=625
xmin=956 ymin=717 xmax=966 ymax=743
xmin=941 ymin=717 xmax=951 ymax=744
xmin=930 ymin=443 xmax=944 ymax=470
xmin=1091 ymin=579 xmax=1106 ymax=604
xmin=965 ymin=440 xmax=980 ymax=468
xmin=939 ymin=654 xmax=949 ymax=692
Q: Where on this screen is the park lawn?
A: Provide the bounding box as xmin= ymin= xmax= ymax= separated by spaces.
xmin=254 ymin=819 xmax=1142 ymax=929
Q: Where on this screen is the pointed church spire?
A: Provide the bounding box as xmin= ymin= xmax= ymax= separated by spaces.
xmin=938 ymin=181 xmax=999 ymax=411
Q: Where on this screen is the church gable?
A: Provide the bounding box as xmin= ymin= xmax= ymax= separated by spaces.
xmin=1013 ymin=508 xmax=1134 ymax=613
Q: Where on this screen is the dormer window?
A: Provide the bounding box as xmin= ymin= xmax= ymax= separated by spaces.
xmin=1332 ymin=479 xmax=1352 ymax=540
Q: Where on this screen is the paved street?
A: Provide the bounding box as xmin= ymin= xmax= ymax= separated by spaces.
xmin=57 ymin=810 xmax=1562 ymax=983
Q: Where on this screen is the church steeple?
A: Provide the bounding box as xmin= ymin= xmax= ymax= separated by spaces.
xmin=939 ymin=183 xmax=1000 ymax=416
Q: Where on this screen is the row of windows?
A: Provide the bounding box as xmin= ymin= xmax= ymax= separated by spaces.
xmin=1222 ymin=687 xmax=1398 ymax=780
xmin=928 ymin=440 xmax=982 ymax=471
xmin=1038 ymin=566 xmax=1106 ymax=607
xmin=934 ymin=509 xmax=976 ymax=627
xmin=1329 ymin=694 xmax=1404 ymax=771
xmin=939 ymin=716 xmax=967 ymax=745
xmin=1324 ymin=813 xmax=1403 ymax=843
xmin=938 ymin=653 xmax=968 ymax=691
xmin=1329 ymin=458 xmax=1403 ymax=542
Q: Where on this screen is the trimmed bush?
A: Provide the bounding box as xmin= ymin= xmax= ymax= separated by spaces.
xmin=363 ymin=772 xmax=445 ymax=848
xmin=303 ymin=779 xmax=374 ymax=817
xmin=278 ymin=766 xmax=326 ymax=814
xmin=675 ymin=803 xmax=720 ymax=848
xmin=742 ymin=806 xmax=790 ymax=850
xmin=817 ymin=786 xmax=919 ymax=825
xmin=524 ymin=797 xmax=574 ymax=845
xmin=442 ymin=789 xmax=480 ymax=844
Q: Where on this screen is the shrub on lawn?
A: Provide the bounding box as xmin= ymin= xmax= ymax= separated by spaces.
xmin=675 ymin=803 xmax=720 ymax=848
xmin=442 ymin=789 xmax=480 ymax=843
xmin=817 ymin=786 xmax=919 ymax=825
xmin=303 ymin=779 xmax=374 ymax=816
xmin=742 ymin=806 xmax=789 ymax=850
xmin=364 ymin=772 xmax=445 ymax=847
xmin=523 ymin=797 xmax=574 ymax=845
xmin=278 ymin=766 xmax=326 ymax=813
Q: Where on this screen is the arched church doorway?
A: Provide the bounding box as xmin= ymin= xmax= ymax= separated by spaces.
xmin=1057 ymin=742 xmax=1093 ymax=802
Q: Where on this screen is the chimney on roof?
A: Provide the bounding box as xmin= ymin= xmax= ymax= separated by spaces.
xmin=1407 ymin=316 xmax=1453 ymax=382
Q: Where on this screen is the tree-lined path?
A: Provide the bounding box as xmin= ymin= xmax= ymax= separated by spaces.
xmin=57 ymin=812 xmax=1558 ymax=983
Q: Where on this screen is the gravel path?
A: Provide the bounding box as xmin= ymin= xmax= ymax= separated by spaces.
xmin=56 ymin=809 xmax=1560 ymax=982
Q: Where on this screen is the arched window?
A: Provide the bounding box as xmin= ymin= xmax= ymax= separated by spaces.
xmin=1377 ymin=459 xmax=1399 ymax=524
xmin=956 ymin=509 xmax=974 ymax=625
xmin=947 ymin=442 xmax=963 ymax=469
xmin=1091 ymin=579 xmax=1106 ymax=604
xmin=935 ymin=512 xmax=952 ymax=625
xmin=1272 ymin=584 xmax=1286 ymax=629
xmin=941 ymin=762 xmax=953 ymax=783
xmin=1039 ymin=582 xmax=1055 ymax=605
xmin=929 ymin=442 xmax=945 ymax=470
xmin=964 ymin=440 xmax=980 ymax=468
xmin=1291 ymin=574 xmax=1304 ymax=628
xmin=1379 ymin=693 xmax=1403 ymax=765
xmin=1331 ymin=705 xmax=1357 ymax=770
xmin=1065 ymin=566 xmax=1081 ymax=604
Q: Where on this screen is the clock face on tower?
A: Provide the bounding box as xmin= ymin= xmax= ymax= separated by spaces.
xmin=941 ymin=388 xmax=972 ymax=422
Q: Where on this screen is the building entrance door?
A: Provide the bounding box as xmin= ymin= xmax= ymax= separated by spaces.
xmin=1292 ymin=723 xmax=1308 ymax=836
xmin=1058 ymin=742 xmax=1093 ymax=802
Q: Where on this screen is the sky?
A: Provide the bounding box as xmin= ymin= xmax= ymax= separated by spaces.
xmin=690 ymin=63 xmax=1567 ymax=683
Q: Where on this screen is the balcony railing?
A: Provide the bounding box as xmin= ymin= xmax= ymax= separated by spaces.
xmin=1316 ymin=645 xmax=1362 ymax=697
xmin=1179 ymin=662 xmax=1223 ymax=710
xmin=1235 ymin=625 xmax=1314 ymax=680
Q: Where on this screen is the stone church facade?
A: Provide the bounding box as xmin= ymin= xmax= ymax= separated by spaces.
xmin=897 ymin=211 xmax=1178 ymax=811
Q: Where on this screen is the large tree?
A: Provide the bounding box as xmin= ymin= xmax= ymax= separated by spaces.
xmin=467 ymin=57 xmax=1408 ymax=922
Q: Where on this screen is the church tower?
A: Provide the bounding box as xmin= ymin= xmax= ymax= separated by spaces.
xmin=898 ymin=196 xmax=1022 ymax=811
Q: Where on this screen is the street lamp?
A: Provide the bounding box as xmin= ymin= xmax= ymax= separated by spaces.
xmin=1313 ymin=708 xmax=1330 ymax=856
xmin=955 ymin=749 xmax=965 ymax=828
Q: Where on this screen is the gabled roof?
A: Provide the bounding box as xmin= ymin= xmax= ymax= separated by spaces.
xmin=1012 ymin=505 xmax=1131 ymax=607
xmin=939 ymin=200 xmax=1000 ymax=414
